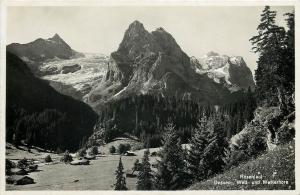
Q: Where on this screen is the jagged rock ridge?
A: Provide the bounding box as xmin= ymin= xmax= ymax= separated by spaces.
xmin=87 ymin=20 xmax=234 ymax=112
xmin=190 ymin=52 xmax=255 ymax=92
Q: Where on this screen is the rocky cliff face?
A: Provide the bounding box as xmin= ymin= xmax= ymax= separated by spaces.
xmin=191 ymin=52 xmax=255 ymax=92
xmin=87 ymin=21 xmax=233 ymax=111
xmin=7 ymin=34 xmax=84 ymax=74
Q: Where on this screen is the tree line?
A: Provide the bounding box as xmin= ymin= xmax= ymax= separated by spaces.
xmin=94 ymin=88 xmax=256 ymax=148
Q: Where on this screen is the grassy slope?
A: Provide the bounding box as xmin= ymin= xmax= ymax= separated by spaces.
xmin=189 ymin=141 xmax=295 ymax=190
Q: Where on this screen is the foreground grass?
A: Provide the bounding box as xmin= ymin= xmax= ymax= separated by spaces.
xmin=189 ymin=141 xmax=295 ymax=190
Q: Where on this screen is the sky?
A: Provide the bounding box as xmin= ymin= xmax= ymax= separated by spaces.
xmin=7 ymin=6 xmax=294 ymax=73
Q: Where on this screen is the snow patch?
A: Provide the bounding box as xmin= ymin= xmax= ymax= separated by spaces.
xmin=41 ymin=53 xmax=108 ymax=93
xmin=20 ymin=56 xmax=31 ymax=63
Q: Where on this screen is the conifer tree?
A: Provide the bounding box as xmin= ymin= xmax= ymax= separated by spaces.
xmin=154 ymin=123 xmax=189 ymax=190
xmin=280 ymin=11 xmax=295 ymax=112
xmin=187 ymin=115 xmax=212 ymax=181
xmin=250 ymin=6 xmax=286 ymax=105
xmin=137 ymin=149 xmax=154 ymax=190
xmin=188 ymin=115 xmax=228 ymax=180
xmin=200 ymin=117 xmax=227 ymax=178
xmin=114 ymin=157 xmax=127 ymax=190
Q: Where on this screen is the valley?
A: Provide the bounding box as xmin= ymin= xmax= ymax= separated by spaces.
xmin=6 ymin=141 xmax=160 ymax=190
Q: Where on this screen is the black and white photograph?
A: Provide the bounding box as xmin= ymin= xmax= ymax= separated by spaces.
xmin=1 ymin=1 xmax=297 ymax=192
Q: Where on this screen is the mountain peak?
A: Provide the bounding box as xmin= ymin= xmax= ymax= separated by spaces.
xmin=206 ymin=51 xmax=219 ymax=57
xmin=50 ymin=33 xmax=63 ymax=41
xmin=128 ymin=20 xmax=145 ymax=31
xmin=155 ymin=27 xmax=166 ymax=32
xmin=131 ymin=20 xmax=143 ymax=25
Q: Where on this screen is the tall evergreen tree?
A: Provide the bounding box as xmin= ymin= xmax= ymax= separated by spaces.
xmin=154 ymin=123 xmax=189 ymax=190
xmin=199 ymin=117 xmax=227 ymax=178
xmin=187 ymin=115 xmax=227 ymax=181
xmin=250 ymin=6 xmax=286 ymax=105
xmin=137 ymin=149 xmax=154 ymax=190
xmin=187 ymin=115 xmax=213 ymax=181
xmin=280 ymin=11 xmax=295 ymax=112
xmin=114 ymin=157 xmax=128 ymax=190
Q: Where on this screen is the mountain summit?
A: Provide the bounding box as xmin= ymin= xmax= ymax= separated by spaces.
xmin=7 ymin=34 xmax=84 ymax=73
xmin=87 ymin=21 xmax=234 ymax=111
xmin=191 ymin=53 xmax=255 ymax=92
xmin=48 ymin=33 xmax=65 ymax=43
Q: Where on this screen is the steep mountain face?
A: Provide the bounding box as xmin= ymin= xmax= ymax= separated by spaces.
xmin=87 ymin=21 xmax=232 ymax=112
xmin=190 ymin=52 xmax=255 ymax=92
xmin=7 ymin=34 xmax=84 ymax=74
xmin=6 ymin=52 xmax=98 ymax=150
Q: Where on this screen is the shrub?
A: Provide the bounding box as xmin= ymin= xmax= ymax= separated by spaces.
xmin=118 ymin=143 xmax=131 ymax=154
xmin=45 ymin=155 xmax=52 ymax=163
xmin=132 ymin=159 xmax=142 ymax=173
xmin=223 ymin=148 xmax=250 ymax=170
xmin=90 ymin=146 xmax=99 ymax=155
xmin=17 ymin=158 xmax=29 ymax=170
xmin=150 ymin=151 xmax=158 ymax=156
xmin=226 ymin=121 xmax=268 ymax=170
xmin=86 ymin=127 xmax=105 ymax=148
xmin=6 ymin=159 xmax=16 ymax=175
xmin=276 ymin=114 xmax=295 ymax=144
xmin=77 ymin=148 xmax=86 ymax=158
xmin=109 ymin=146 xmax=116 ymax=154
xmin=60 ymin=150 xmax=73 ymax=163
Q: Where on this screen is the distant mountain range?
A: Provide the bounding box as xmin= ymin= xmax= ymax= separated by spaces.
xmin=7 ymin=21 xmax=256 ymax=113
xmin=85 ymin=21 xmax=255 ymax=112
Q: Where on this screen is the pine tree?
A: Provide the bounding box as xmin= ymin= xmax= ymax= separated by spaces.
xmin=132 ymin=159 xmax=142 ymax=174
xmin=280 ymin=12 xmax=295 ymax=112
xmin=198 ymin=116 xmax=227 ymax=179
xmin=114 ymin=157 xmax=128 ymax=190
xmin=137 ymin=149 xmax=154 ymax=190
xmin=250 ymin=6 xmax=286 ymax=105
xmin=187 ymin=115 xmax=228 ymax=181
xmin=187 ymin=115 xmax=212 ymax=181
xmin=154 ymin=123 xmax=189 ymax=190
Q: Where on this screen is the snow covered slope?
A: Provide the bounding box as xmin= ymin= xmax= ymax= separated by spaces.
xmin=40 ymin=53 xmax=109 ymax=101
xmin=190 ymin=52 xmax=255 ymax=92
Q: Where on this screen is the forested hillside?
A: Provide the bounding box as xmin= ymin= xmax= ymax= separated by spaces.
xmin=92 ymin=88 xmax=255 ymax=148
xmin=6 ymin=52 xmax=98 ymax=151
